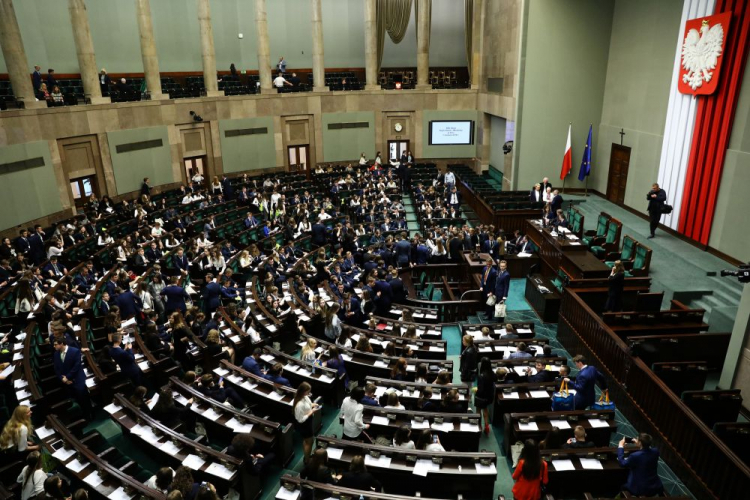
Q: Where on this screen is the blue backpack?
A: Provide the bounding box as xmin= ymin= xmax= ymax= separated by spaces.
xmin=551 ymin=380 xmax=574 ymax=411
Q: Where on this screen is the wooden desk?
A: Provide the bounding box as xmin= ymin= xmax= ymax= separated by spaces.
xmin=464 ymin=250 xmax=540 ymax=277
xmin=540 ymin=447 xmax=630 ymax=498
xmin=525 ymin=274 xmax=561 ymax=323
xmin=525 ymin=220 xmax=610 ymax=279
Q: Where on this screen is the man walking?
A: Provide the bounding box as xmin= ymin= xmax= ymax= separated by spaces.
xmin=646 ymin=183 xmax=666 ymax=239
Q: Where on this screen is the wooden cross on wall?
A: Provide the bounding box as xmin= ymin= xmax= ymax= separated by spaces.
xmin=619 ymin=128 xmax=626 ymax=145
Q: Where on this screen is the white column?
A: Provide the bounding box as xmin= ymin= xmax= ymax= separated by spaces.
xmin=0 ymin=0 xmax=46 ymax=108
xmin=68 ymin=0 xmax=109 ymax=104
xmin=416 ymin=0 xmax=431 ymax=89
xmin=197 ymin=0 xmax=222 ymax=97
xmin=135 ymin=0 xmax=167 ymax=100
xmin=311 ymin=0 xmax=327 ymax=92
xmin=364 ymin=0 xmax=379 ymax=90
xmin=255 ymin=0 xmax=272 ymax=93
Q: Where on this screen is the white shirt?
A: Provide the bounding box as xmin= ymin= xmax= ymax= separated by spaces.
xmin=273 ymin=76 xmax=287 ymax=88
xmin=359 ymin=157 xmax=367 ymax=165
xmin=294 ymin=395 xmax=314 ymax=423
xmin=425 ymin=442 xmax=446 ymax=452
xmin=17 ymin=466 xmax=46 ymax=500
xmin=340 ymin=397 xmax=365 ymax=437
xmin=394 ymin=439 xmax=415 ymax=449
xmin=192 ymin=174 xmax=204 ymax=183
xmin=444 ymin=172 xmax=456 ymax=184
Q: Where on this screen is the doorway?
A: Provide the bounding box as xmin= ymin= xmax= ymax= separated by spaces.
xmin=70 ymin=176 xmax=98 ymax=209
xmin=388 ymin=140 xmax=409 ymax=162
xmin=606 ymin=144 xmax=631 ymax=204
xmin=287 ymin=145 xmax=310 ymax=172
xmin=184 ymin=156 xmax=207 ymax=186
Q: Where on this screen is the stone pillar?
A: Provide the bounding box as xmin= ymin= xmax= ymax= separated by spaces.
xmin=364 ymin=0 xmax=379 ymax=90
xmin=0 ymin=0 xmax=46 ymax=108
xmin=255 ymin=0 xmax=272 ymax=93
xmin=68 ymin=0 xmax=109 ymax=104
xmin=471 ymin=0 xmax=485 ymax=90
xmin=135 ymin=0 xmax=167 ymax=100
xmin=416 ymin=0 xmax=431 ymax=89
xmin=310 ymin=0 xmax=327 ymax=92
xmin=197 ymin=0 xmax=221 ymax=97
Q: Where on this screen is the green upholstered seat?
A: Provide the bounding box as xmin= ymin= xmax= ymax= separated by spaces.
xmin=591 ymin=221 xmax=618 ymax=257
xmin=584 ymin=214 xmax=609 ymax=247
xmin=605 ymin=235 xmax=636 ymax=266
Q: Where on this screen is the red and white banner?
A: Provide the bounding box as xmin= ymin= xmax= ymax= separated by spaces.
xmin=559 ymin=124 xmax=572 ymax=180
xmin=678 ymin=11 xmax=732 ymax=96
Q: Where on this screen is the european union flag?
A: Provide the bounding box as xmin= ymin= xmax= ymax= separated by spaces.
xmin=578 ymin=125 xmax=592 ymax=181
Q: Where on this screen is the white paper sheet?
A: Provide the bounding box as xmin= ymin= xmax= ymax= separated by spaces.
xmin=370 ymin=415 xmax=390 ymax=426
xmin=13 ymin=378 xmax=27 ymax=389
xmin=413 ymin=459 xmax=440 ymax=477
xmin=104 ymin=403 xmax=122 ymax=414
xmin=267 ymin=390 xmax=284 ymax=401
xmin=325 ymin=447 xmax=344 ymax=460
xmin=411 ymin=419 xmax=430 ymax=429
xmin=183 ymin=454 xmax=206 ymax=470
xmin=431 ymin=421 xmax=454 ymax=432
xmin=475 ymin=462 xmax=497 ymax=474
xmin=202 ymin=408 xmax=221 ymax=420
xmin=159 ymin=440 xmax=182 ymax=456
xmin=52 ymin=447 xmax=75 ymax=461
xmin=518 ymin=421 xmax=539 ymax=431
xmin=66 ymin=458 xmax=90 ymax=473
xmin=551 ymin=459 xmax=576 ymax=471
xmin=548 ymin=419 xmax=572 ymax=429
xmin=108 ymin=486 xmax=134 ymax=500
xmin=579 ymin=458 xmax=604 ymax=470
xmin=502 ymin=392 xmax=520 ymax=399
xmin=206 ymin=462 xmax=235 ymax=479
xmin=0 ymin=364 xmax=14 ymax=378
xmin=364 ymin=454 xmax=392 ymax=468
xmin=36 ymin=425 xmax=54 ymax=439
xmin=85 ymin=378 xmax=96 ymax=388
xmin=83 ymin=471 xmax=104 ymax=487
xmin=261 ymin=354 xmax=276 ymax=363
xmin=587 ymin=418 xmax=610 ymax=428
xmin=529 ymin=390 xmax=550 ymax=399
xmin=275 ymin=486 xmax=301 ymax=500
xmin=318 ymin=374 xmax=334 ymax=383
xmin=147 ymin=393 xmax=160 ymax=410
xmin=138 ymin=361 xmax=149 ymax=371
xmin=460 ymin=422 xmax=481 ymax=432
xmin=214 ymin=367 xmax=230 ymax=377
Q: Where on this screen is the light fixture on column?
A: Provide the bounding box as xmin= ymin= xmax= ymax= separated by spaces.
xmin=190 ymin=111 xmax=203 ymax=122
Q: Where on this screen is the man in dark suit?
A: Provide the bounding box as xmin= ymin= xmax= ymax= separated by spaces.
xmin=52 ymin=338 xmax=91 ymax=419
xmin=646 ymin=183 xmax=667 ymax=239
xmin=371 ymin=277 xmax=393 ymax=316
xmin=244 ymin=212 xmax=259 ymax=229
xmin=480 ymin=259 xmax=497 ymax=320
xmin=550 ymin=189 xmax=563 ymax=213
xmin=448 ymin=233 xmax=463 ymax=262
xmin=202 ymin=273 xmax=221 ymax=314
xmin=388 ymin=269 xmax=407 ymax=304
xmin=115 ymin=287 xmax=143 ymax=319
xmin=617 ymin=433 xmax=664 ymax=497
xmin=242 ymin=349 xmax=264 ymax=377
xmin=540 ymin=177 xmax=552 ymax=194
xmin=342 ymin=293 xmax=362 ymax=325
xmin=145 ymin=242 xmax=163 ymax=262
xmin=526 ymin=360 xmax=555 ymax=383
xmin=172 ymin=248 xmax=190 ymax=276
xmin=567 ymin=354 xmax=607 ymax=410
xmin=394 ymin=234 xmax=412 ymax=268
xmin=160 ymin=277 xmax=190 ymax=314
xmin=221 ymin=175 xmax=233 ymax=199
xmin=43 ymin=256 xmax=66 ymax=280
xmin=529 ymin=183 xmax=543 ymax=203
xmin=28 ymin=225 xmax=45 ymax=265
xmin=140 ymin=177 xmax=151 ymax=197
xmin=46 ymin=69 xmax=57 ymax=90
xmin=447 ymin=187 xmax=461 ymax=211
xmin=493 ymin=260 xmax=510 ymax=321
xmin=311 ymin=219 xmax=328 ymax=247
xmin=15 ymin=229 xmax=30 ymax=256
xmin=110 ymin=334 xmax=142 ymax=385
xmin=32 ymin=65 xmax=43 ymax=91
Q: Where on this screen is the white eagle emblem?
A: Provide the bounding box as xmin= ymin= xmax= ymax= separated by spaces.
xmin=681 ymin=19 xmax=724 ymax=90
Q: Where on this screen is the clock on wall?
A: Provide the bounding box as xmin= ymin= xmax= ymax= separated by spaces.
xmin=394 ymin=122 xmax=403 ymax=132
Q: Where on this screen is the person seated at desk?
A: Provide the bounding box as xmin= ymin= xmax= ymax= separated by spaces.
xmin=241 ymin=348 xmax=264 ymax=377
xmin=227 ymin=434 xmax=275 ymax=476
xmin=199 ymin=373 xmax=245 ymax=409
xmin=390 ymin=357 xmax=408 ymax=381
xmin=440 ymin=389 xmax=463 ymax=413
xmin=536 ymin=345 xmax=553 ymax=358
xmin=496 ymin=367 xmax=521 ymax=384
xmin=617 ymin=433 xmax=664 ymax=497
xmin=383 ymin=392 xmax=405 ymax=410
xmin=264 ymin=362 xmax=291 ymax=387
xmin=150 ymin=387 xmax=194 ymax=431
xmin=509 ymin=342 xmax=534 ymax=359
xmin=539 ymin=427 xmax=565 ymax=450
xmin=551 ymin=209 xmax=568 ymax=229
xmin=301 ymin=448 xmax=339 ymax=491
xmin=145 ymin=467 xmax=174 ymax=494
xmin=337 ymin=455 xmax=382 ymax=492
xmin=526 ymin=360 xmax=555 ymax=383
xmin=17 ymin=451 xmax=46 ymax=500
xmin=170 ymin=466 xmax=200 ymax=500
xmin=416 ymin=388 xmax=440 ymax=412
xmin=416 ymin=429 xmax=445 ymax=452
xmin=362 ymin=383 xmax=381 ymax=407
xmin=393 ymin=425 xmax=415 ymax=449
xmin=563 ymin=425 xmax=595 ymax=449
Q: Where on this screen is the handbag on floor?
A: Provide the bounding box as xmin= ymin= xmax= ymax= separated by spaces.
xmin=551 ymin=380 xmax=574 ymax=411
xmin=494 ymin=301 xmax=506 ymax=318
xmin=592 ymin=389 xmax=616 ymax=411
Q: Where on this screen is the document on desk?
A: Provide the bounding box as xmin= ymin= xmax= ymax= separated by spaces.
xmin=275 ymin=486 xmax=301 ymax=500
xmin=429 ymin=346 xmax=445 ymax=352
xmin=13 ymin=378 xmax=27 ymax=389
xmin=475 ymin=462 xmax=497 ymax=474
xmin=202 ymin=407 xmax=221 ymax=420
xmin=551 ymin=459 xmax=576 ymax=471
xmin=267 ymin=390 xmax=284 ymax=401
xmin=587 ymin=418 xmax=610 ymax=428
xmin=579 ymin=458 xmax=604 ymax=470
xmin=460 ymin=422 xmax=481 ymax=432
xmin=364 ymin=454 xmax=392 ymax=468
xmin=370 ymin=415 xmax=390 ymax=426
xmin=65 ymin=458 xmax=90 ymax=473
xmin=241 ymin=381 xmax=258 ymax=391
xmin=36 ymin=425 xmax=55 ymax=439
xmin=104 ymin=403 xmax=122 ymax=414
xmin=413 ymin=458 xmax=440 ymax=477
xmin=549 ymin=419 xmax=571 ymax=429
xmin=325 ymin=447 xmax=344 ymax=460
xmin=83 ymin=471 xmax=104 ymax=487
xmin=431 ymin=421 xmax=454 ymax=432
xmin=107 ymin=486 xmax=134 ymax=500
xmin=568 ymin=242 xmax=582 ymax=246
xmin=227 ymin=374 xmax=243 ymax=384
xmin=52 ymin=447 xmax=75 ymax=461
xmin=518 ymin=421 xmax=539 ymax=431
xmin=159 ymin=440 xmax=182 ymax=456
xmin=261 ymin=354 xmax=276 ymax=363
xmin=183 ymin=454 xmax=206 ymax=470
xmin=479 ymin=346 xmax=493 ymax=353
xmin=0 ymin=364 xmax=14 ymax=378
xmin=206 ymin=462 xmax=235 ymax=479
xmin=411 ymin=419 xmax=430 ymax=429
xmin=502 ymin=392 xmax=520 ymax=399
xmin=529 ymin=390 xmax=551 ymax=399
xmin=297 ymin=367 xmax=312 ymax=376
xmin=318 ymin=374 xmax=334 ymax=383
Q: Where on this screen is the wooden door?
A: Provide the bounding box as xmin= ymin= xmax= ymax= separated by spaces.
xmin=287 ymin=145 xmax=310 ymax=172
xmin=606 ymin=144 xmax=631 ymax=204
xmin=387 ymin=140 xmax=409 ymax=161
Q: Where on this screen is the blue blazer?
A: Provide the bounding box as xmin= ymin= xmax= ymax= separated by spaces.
xmin=242 ymin=356 xmax=263 ymax=377
xmin=415 ymin=244 xmax=430 ymax=265
xmin=494 ymin=270 xmax=510 ymax=299
xmin=203 ymin=282 xmax=221 ymax=311
xmin=617 ymin=447 xmax=663 ymax=496
xmin=573 ymin=365 xmax=607 ymax=409
xmin=161 ymin=285 xmax=189 ymax=313
xmin=394 ymin=240 xmax=412 ymax=265
xmin=115 ymin=291 xmax=142 ymax=319
xmin=480 ymin=266 xmax=497 ymax=293
xmin=110 ymin=346 xmax=141 ymax=382
xmin=53 ymin=346 xmax=86 ymax=393
xmin=173 ymin=254 xmax=190 ymax=272
xmin=311 ymin=223 xmax=327 ymax=246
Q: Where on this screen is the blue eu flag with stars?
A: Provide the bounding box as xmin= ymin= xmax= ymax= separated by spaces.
xmin=578 ymin=125 xmax=592 ymax=181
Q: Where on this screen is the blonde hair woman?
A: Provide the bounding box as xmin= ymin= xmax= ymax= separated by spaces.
xmin=300 ymin=338 xmax=318 ymax=363
xmin=0 ymin=405 xmax=39 ymax=454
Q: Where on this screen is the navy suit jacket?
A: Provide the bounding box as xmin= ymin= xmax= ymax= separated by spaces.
xmin=53 ymin=346 xmax=86 ymax=393
xmin=617 ymin=447 xmax=663 ymax=496
xmin=494 ymin=270 xmax=510 ymax=299
xmin=480 ymin=265 xmax=497 ymax=293
xmin=110 ymin=346 xmax=141 ymax=381
xmin=394 ymin=240 xmax=412 ymax=265
xmin=242 ymin=356 xmax=263 ymax=377
xmin=115 ymin=291 xmax=142 ymax=318
xmin=573 ymin=365 xmax=607 ymax=409
xmin=550 ymin=194 xmax=564 ymax=213
xmin=311 ymin=223 xmax=328 ymax=246
xmin=28 ymin=234 xmax=45 ymax=263
xmin=173 ymin=254 xmax=190 ymax=272
xmin=203 ymin=282 xmax=221 ymax=310
xmin=161 ymin=285 xmax=189 ymax=313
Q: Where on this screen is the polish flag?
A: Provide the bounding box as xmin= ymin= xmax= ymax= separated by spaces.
xmin=560 ymin=124 xmax=572 ymax=180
